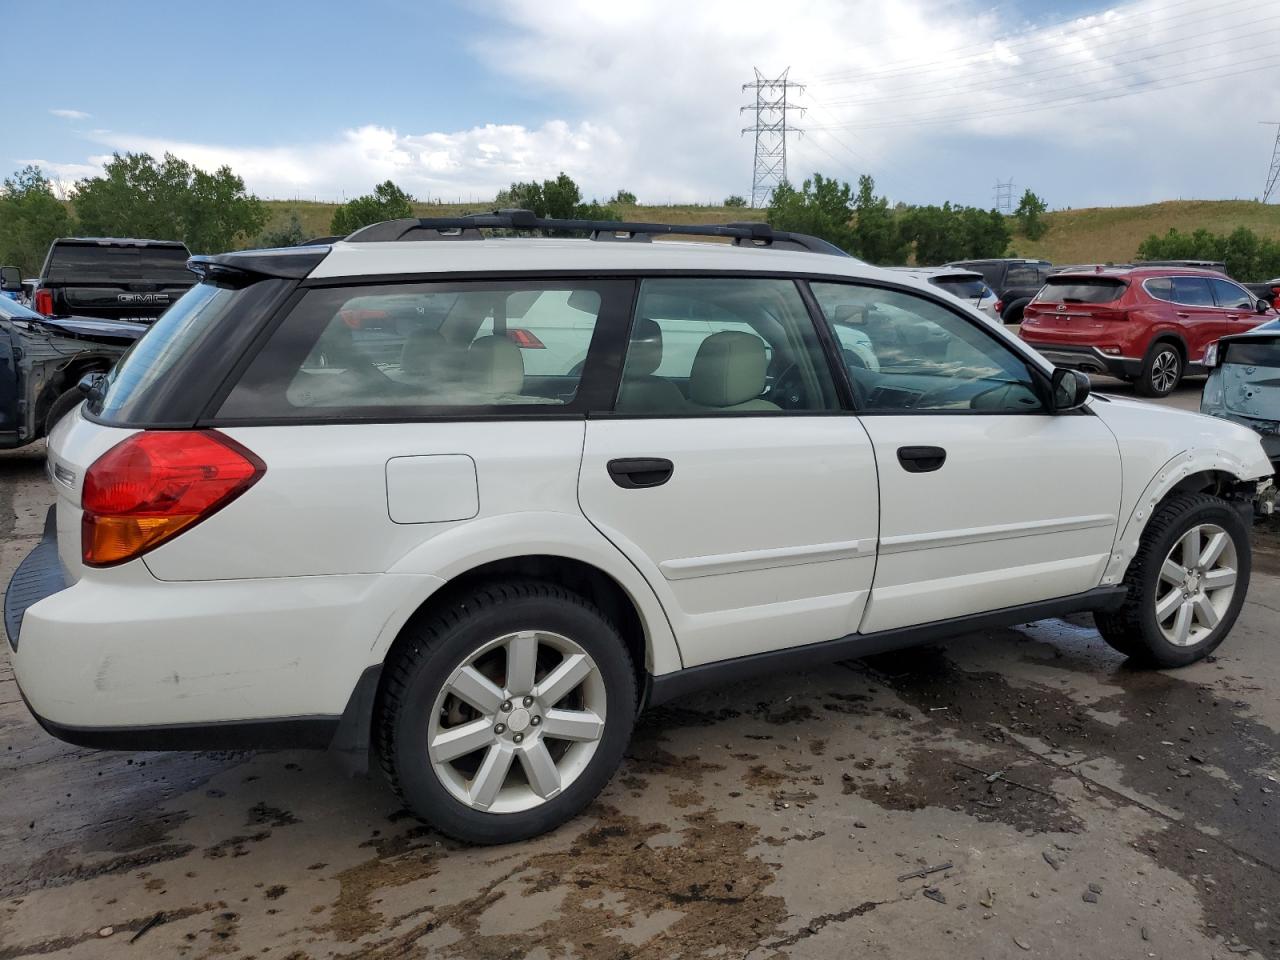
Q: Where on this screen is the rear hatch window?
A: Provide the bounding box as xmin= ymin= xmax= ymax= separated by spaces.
xmin=1223 ymin=338 xmax=1280 ymax=368
xmin=1035 ymin=277 xmax=1126 ymax=304
xmin=87 ymin=278 xmax=295 ymax=426
xmin=45 ymin=243 xmax=194 ymax=285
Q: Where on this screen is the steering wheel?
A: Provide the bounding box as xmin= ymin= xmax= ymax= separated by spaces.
xmin=766 ymin=362 xmax=808 ymax=409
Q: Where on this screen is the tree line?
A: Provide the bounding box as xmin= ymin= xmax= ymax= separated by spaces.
xmin=766 ymin=173 xmax=1049 ymax=265
xmin=1137 ymin=227 xmax=1280 ymax=282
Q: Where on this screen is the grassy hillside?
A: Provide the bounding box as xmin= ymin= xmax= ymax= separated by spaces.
xmin=260 ymin=197 xmax=1280 ymax=266
xmin=1009 ymin=200 xmax=1280 ymax=265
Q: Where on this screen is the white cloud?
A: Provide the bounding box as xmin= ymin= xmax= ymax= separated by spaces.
xmin=49 ymin=108 xmax=90 ymax=121
xmin=32 ymin=0 xmax=1280 ymax=208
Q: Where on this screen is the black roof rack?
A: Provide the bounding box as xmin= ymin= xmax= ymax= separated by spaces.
xmin=343 ymin=209 xmax=851 ymax=257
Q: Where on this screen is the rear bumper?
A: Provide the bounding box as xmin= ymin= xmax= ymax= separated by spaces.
xmin=5 ymin=507 xmax=65 ymax=652
xmin=1022 ymin=343 xmax=1142 ymax=379
xmin=8 ymin=518 xmax=441 ymax=749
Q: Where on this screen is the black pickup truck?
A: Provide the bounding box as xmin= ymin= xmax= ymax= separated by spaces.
xmin=944 ymin=257 xmax=1054 ymax=324
xmin=30 ymin=238 xmax=195 ymax=323
xmin=0 ymin=297 xmax=145 ymax=447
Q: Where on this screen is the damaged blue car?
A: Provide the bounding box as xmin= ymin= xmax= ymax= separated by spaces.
xmin=1202 ymin=318 xmax=1280 ymax=469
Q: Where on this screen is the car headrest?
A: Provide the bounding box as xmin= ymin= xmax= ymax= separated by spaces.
xmin=466 ymin=335 xmax=524 ymax=395
xmin=624 ymin=317 xmax=664 ymax=377
xmin=689 ymin=331 xmax=768 ymax=407
xmin=833 ymin=303 xmax=865 ymax=324
xmin=400 ymin=329 xmax=446 ymax=376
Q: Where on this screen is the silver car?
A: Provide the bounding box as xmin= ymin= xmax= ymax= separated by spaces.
xmin=1202 ymin=318 xmax=1280 ymax=467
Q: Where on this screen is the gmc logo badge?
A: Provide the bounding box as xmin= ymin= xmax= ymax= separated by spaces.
xmin=117 ymin=293 xmax=169 ymax=304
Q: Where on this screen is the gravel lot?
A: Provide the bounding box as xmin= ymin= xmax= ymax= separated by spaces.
xmin=2 ymin=378 xmax=1278 ymax=959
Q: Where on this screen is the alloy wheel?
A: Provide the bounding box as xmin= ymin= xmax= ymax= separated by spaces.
xmin=1151 ymin=349 xmax=1180 ymax=394
xmin=427 ymin=630 xmax=607 ymax=814
xmin=1154 ymin=523 xmax=1238 ymax=647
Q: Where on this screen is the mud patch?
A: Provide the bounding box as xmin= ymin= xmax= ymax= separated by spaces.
xmin=4 ymin=843 xmax=196 ymax=898
xmin=840 ymin=745 xmax=1082 ymax=834
xmin=345 ymin=806 xmax=786 ymax=960
xmin=1138 ymin=825 xmax=1279 ymax=958
xmin=247 ymin=802 xmax=300 ymax=827
xmin=84 ymin=809 xmax=192 ymax=854
xmin=858 ymin=641 xmax=1280 ymax=950
xmin=625 ymin=715 xmax=725 ymax=783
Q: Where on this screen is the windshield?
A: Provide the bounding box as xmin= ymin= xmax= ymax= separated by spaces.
xmin=1035 ymin=277 xmax=1126 ymax=304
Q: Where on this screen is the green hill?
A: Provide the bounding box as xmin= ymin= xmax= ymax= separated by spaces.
xmin=260 ymin=198 xmax=1280 ymax=266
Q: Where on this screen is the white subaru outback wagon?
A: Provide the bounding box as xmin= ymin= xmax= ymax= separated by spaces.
xmin=7 ymin=212 xmax=1275 ymax=844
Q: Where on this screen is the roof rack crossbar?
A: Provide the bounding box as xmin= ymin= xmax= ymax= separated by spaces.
xmin=342 ymin=211 xmax=850 ymax=257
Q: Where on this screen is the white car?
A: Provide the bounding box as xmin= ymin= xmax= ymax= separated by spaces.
xmin=7 ymin=213 xmax=1274 ymax=845
xmin=886 ymin=266 xmax=1000 ymax=321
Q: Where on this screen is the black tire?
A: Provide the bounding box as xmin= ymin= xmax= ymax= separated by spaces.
xmin=1095 ymin=493 xmax=1250 ymax=667
xmin=376 ymin=580 xmax=637 ymax=844
xmin=1001 ymin=298 xmax=1030 ymax=325
xmin=43 ymin=386 xmax=85 ymax=436
xmin=1135 ymin=341 xmax=1182 ymax=397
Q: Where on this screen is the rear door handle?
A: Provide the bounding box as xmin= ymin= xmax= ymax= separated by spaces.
xmin=1176 ymin=312 xmax=1190 ymax=318
xmin=897 ymin=446 xmax=947 ymax=473
xmin=607 ymin=458 xmax=674 ymax=489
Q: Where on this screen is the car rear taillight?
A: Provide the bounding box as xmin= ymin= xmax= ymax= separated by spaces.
xmin=34 ymin=289 xmax=53 ymax=316
xmin=994 ymin=299 xmax=1004 ymax=314
xmin=506 ymin=328 xmax=546 ymax=349
xmin=81 ymin=431 xmax=265 ymax=567
xmin=1091 ymin=307 xmax=1130 ymax=322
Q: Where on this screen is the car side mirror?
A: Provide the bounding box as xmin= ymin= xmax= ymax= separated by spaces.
xmin=0 ymin=266 xmax=20 ymax=292
xmin=1050 ymin=367 xmax=1090 ymax=412
xmin=1258 ymin=298 xmax=1271 ymax=315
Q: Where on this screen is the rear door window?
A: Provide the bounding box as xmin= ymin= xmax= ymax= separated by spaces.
xmin=1171 ymin=276 xmax=1215 ymax=306
xmin=218 ymin=280 xmax=631 ymax=419
xmin=1035 ymin=278 xmax=1126 ymax=304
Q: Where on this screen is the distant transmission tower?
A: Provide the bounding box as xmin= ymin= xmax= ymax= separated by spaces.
xmin=993 ymin=178 xmax=1016 ymax=213
xmin=741 ymin=68 xmax=805 ymax=208
xmin=1262 ymin=122 xmax=1280 ymax=203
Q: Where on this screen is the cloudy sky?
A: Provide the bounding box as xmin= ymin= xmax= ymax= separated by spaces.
xmin=14 ymin=0 xmax=1280 ymax=209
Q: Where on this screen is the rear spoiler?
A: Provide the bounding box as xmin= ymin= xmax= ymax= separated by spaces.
xmin=187 ymin=246 xmax=330 ymax=285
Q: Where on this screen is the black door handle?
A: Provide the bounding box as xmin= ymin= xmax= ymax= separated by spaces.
xmin=607 ymin=458 xmax=674 ymax=489
xmin=897 ymin=446 xmax=946 ymax=473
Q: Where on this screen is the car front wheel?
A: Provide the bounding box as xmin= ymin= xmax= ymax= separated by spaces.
xmin=1095 ymin=493 xmax=1250 ymax=667
xmin=376 ymin=580 xmax=636 ymax=844
xmin=1136 ymin=343 xmax=1181 ymax=397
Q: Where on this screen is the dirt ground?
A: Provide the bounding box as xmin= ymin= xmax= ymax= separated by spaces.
xmin=3 ymin=378 xmax=1278 ymax=959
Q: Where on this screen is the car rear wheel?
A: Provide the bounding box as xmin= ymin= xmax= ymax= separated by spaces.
xmin=1095 ymin=493 xmax=1249 ymax=667
xmin=43 ymin=386 xmax=85 ymax=436
xmin=1136 ymin=342 xmax=1181 ymax=397
xmin=376 ymin=580 xmax=637 ymax=844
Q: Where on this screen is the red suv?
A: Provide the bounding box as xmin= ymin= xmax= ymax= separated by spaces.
xmin=1019 ymin=267 xmax=1275 ymax=397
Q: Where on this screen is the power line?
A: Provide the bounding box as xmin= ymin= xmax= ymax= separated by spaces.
xmin=1264 ymin=122 xmax=1280 ymax=203
xmin=814 ymin=11 xmax=1280 ymax=111
xmin=808 ymin=53 xmax=1280 ymax=132
xmin=811 ymin=0 xmax=1256 ymax=87
xmin=741 ymin=67 xmax=805 ymax=208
